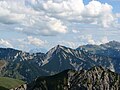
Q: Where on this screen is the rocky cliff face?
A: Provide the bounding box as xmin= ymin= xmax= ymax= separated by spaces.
xmin=69 ymin=66 xmax=120 ymax=90
xmin=12 ymin=66 xmax=120 ymax=90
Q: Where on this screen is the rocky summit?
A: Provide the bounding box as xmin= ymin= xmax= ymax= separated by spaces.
xmin=12 ymin=66 xmax=120 ymax=90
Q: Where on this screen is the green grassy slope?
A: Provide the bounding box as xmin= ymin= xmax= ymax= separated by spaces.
xmin=0 ymin=77 xmax=25 ymax=90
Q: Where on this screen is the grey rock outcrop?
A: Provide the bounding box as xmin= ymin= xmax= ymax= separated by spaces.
xmin=13 ymin=66 xmax=120 ymax=90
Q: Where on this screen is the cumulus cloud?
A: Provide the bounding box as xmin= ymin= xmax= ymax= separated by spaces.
xmin=13 ymin=36 xmax=47 ymax=51
xmin=41 ymin=0 xmax=117 ymax=28
xmin=0 ymin=0 xmax=119 ymax=36
xmin=82 ymin=1 xmax=115 ymax=27
xmin=0 ymin=0 xmax=67 ymax=35
xmin=101 ymin=36 xmax=109 ymax=44
xmin=78 ymin=35 xmax=95 ymax=44
xmin=85 ymin=35 xmax=95 ymax=45
xmin=17 ymin=36 xmax=47 ymax=47
xmin=78 ymin=35 xmax=109 ymax=45
xmin=0 ymin=39 xmax=13 ymax=48
xmin=27 ymin=36 xmax=46 ymax=47
xmin=116 ymin=13 xmax=120 ymax=18
xmin=72 ymin=29 xmax=79 ymax=33
xmin=14 ymin=16 xmax=67 ymax=36
xmin=43 ymin=0 xmax=84 ymax=14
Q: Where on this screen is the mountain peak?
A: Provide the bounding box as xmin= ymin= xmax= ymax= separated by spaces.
xmin=105 ymin=40 xmax=120 ymax=45
xmin=109 ymin=40 xmax=119 ymax=43
xmin=43 ymin=45 xmax=66 ymax=65
xmin=101 ymin=40 xmax=120 ymax=49
xmin=48 ymin=44 xmax=66 ymax=54
xmin=55 ymin=44 xmax=65 ymax=49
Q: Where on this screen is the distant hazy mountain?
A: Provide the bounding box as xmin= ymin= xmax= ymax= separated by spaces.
xmin=0 ymin=41 xmax=120 ymax=82
xmin=13 ymin=66 xmax=120 ymax=90
xmin=77 ymin=41 xmax=120 ymax=58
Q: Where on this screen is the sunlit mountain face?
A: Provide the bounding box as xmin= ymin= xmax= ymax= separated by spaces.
xmin=0 ymin=0 xmax=120 ymax=90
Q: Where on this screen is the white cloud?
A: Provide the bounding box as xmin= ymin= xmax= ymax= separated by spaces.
xmin=72 ymin=29 xmax=79 ymax=33
xmin=0 ymin=0 xmax=119 ymax=36
xmin=27 ymin=36 xmax=46 ymax=47
xmin=86 ymin=35 xmax=95 ymax=44
xmin=82 ymin=1 xmax=116 ymax=27
xmin=101 ymin=36 xmax=109 ymax=44
xmin=12 ymin=36 xmax=47 ymax=51
xmin=43 ymin=0 xmax=84 ymax=14
xmin=16 ymin=36 xmax=46 ymax=47
xmin=0 ymin=0 xmax=67 ymax=35
xmin=116 ymin=13 xmax=120 ymax=18
xmin=16 ymin=15 xmax=67 ymax=36
xmin=78 ymin=35 xmax=109 ymax=45
xmin=79 ymin=35 xmax=95 ymax=44
xmin=0 ymin=1 xmax=25 ymax=24
xmin=41 ymin=0 xmax=117 ymax=28
xmin=0 ymin=39 xmax=13 ymax=48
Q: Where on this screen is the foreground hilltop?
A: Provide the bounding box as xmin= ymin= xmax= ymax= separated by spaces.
xmin=0 ymin=77 xmax=24 ymax=90
xmin=13 ymin=66 xmax=120 ymax=90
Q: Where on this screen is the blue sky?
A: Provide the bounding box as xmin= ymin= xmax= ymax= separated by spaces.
xmin=0 ymin=0 xmax=120 ymax=52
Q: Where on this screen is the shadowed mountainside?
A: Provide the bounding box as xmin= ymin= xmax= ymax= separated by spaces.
xmin=13 ymin=66 xmax=120 ymax=90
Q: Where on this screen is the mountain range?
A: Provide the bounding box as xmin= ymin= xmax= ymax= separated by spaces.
xmin=0 ymin=41 xmax=120 ymax=83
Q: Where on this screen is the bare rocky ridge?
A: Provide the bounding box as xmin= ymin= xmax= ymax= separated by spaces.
xmin=12 ymin=66 xmax=120 ymax=90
